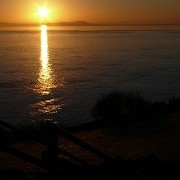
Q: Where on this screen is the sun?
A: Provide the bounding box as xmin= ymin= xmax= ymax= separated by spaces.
xmin=39 ymin=7 xmax=48 ymax=18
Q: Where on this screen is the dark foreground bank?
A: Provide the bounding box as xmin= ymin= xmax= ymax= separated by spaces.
xmin=0 ymin=92 xmax=180 ymax=180
xmin=0 ymin=154 xmax=180 ymax=180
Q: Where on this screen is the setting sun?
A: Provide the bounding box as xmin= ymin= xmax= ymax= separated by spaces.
xmin=39 ymin=8 xmax=48 ymax=18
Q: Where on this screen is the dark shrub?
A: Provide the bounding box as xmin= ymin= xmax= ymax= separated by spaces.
xmin=92 ymin=91 xmax=149 ymax=123
xmin=150 ymin=101 xmax=168 ymax=116
xmin=168 ymin=97 xmax=180 ymax=112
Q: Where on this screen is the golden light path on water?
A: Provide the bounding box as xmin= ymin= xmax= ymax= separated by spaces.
xmin=38 ymin=25 xmax=55 ymax=95
xmin=31 ymin=25 xmax=63 ymax=117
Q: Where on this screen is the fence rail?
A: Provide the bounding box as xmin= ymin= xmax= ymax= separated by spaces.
xmin=0 ymin=119 xmax=151 ymax=179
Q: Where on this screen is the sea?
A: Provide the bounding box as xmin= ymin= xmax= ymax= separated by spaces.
xmin=0 ymin=25 xmax=180 ymax=126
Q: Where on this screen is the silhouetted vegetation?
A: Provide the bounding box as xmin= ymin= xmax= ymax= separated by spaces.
xmin=168 ymin=97 xmax=180 ymax=112
xmin=92 ymin=91 xmax=180 ymax=125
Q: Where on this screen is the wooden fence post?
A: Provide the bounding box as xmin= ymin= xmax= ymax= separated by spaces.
xmin=46 ymin=122 xmax=59 ymax=175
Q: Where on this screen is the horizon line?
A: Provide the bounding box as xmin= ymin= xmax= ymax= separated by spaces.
xmin=0 ymin=21 xmax=180 ymax=27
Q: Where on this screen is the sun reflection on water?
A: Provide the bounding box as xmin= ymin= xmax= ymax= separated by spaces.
xmin=37 ymin=25 xmax=56 ymax=95
xmin=29 ymin=98 xmax=64 ymax=116
xmin=30 ymin=25 xmax=64 ymax=120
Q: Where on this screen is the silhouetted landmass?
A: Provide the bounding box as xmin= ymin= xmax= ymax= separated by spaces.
xmin=0 ymin=22 xmax=8 ymax=26
xmin=0 ymin=21 xmax=91 ymax=27
xmin=1 ymin=21 xmax=180 ymax=27
xmin=49 ymin=21 xmax=91 ymax=26
xmin=0 ymin=22 xmax=37 ymax=27
xmin=92 ymin=91 xmax=180 ymax=125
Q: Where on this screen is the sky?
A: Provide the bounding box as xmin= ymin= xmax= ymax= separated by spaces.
xmin=0 ymin=0 xmax=180 ymax=24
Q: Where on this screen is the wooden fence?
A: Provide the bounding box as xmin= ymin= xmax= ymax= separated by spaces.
xmin=0 ymin=119 xmax=151 ymax=179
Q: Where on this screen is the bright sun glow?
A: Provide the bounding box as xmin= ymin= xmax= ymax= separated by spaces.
xmin=39 ymin=8 xmax=48 ymax=18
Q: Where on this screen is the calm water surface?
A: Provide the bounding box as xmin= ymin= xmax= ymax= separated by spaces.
xmin=0 ymin=26 xmax=180 ymax=126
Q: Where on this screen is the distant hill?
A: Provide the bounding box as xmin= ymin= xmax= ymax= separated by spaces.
xmin=48 ymin=21 xmax=91 ymax=26
xmin=0 ymin=22 xmax=7 ymax=25
xmin=0 ymin=22 xmax=35 ymax=26
xmin=0 ymin=21 xmax=91 ymax=26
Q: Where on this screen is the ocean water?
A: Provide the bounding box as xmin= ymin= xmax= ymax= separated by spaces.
xmin=0 ymin=26 xmax=180 ymax=126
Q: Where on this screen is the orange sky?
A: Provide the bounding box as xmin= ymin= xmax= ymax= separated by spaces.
xmin=0 ymin=0 xmax=180 ymax=24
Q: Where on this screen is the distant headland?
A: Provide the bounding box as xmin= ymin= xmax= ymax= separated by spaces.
xmin=0 ymin=21 xmax=91 ymax=27
xmin=1 ymin=21 xmax=180 ymax=28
